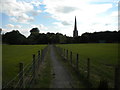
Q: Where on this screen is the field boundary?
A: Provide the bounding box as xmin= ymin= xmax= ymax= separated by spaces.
xmin=55 ymin=45 xmax=120 ymax=89
xmin=2 ymin=46 xmax=48 ymax=88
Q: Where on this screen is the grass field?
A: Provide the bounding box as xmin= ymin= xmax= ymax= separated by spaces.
xmin=33 ymin=47 xmax=52 ymax=88
xmin=2 ymin=44 xmax=119 ymax=88
xmin=2 ymin=45 xmax=46 ymax=84
xmin=57 ymin=43 xmax=119 ymax=87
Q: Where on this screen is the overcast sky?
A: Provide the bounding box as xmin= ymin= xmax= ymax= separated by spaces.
xmin=0 ymin=0 xmax=119 ymax=37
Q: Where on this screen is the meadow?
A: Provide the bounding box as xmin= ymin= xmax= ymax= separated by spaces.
xmin=2 ymin=45 xmax=46 ymax=84
xmin=57 ymin=43 xmax=119 ymax=87
xmin=2 ymin=43 xmax=119 ymax=88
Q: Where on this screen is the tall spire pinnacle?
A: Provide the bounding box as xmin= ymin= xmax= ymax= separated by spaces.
xmin=74 ymin=16 xmax=77 ymax=31
xmin=73 ymin=16 xmax=78 ymax=37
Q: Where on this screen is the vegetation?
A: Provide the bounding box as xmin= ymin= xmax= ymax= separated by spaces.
xmin=2 ymin=45 xmax=46 ymax=84
xmin=73 ymin=31 xmax=119 ymax=43
xmin=2 ymin=30 xmax=27 ymax=44
xmin=57 ymin=43 xmax=118 ymax=87
xmin=33 ymin=47 xmax=52 ymax=88
xmin=55 ymin=46 xmax=86 ymax=88
xmin=2 ymin=28 xmax=120 ymax=44
xmin=2 ymin=28 xmax=67 ymax=44
xmin=2 ymin=43 xmax=119 ymax=88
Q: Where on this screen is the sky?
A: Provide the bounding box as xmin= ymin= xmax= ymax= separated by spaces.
xmin=0 ymin=0 xmax=119 ymax=37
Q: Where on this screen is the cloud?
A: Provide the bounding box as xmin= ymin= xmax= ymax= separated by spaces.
xmin=1 ymin=0 xmax=118 ymax=36
xmin=53 ymin=22 xmax=64 ymax=28
xmin=10 ymin=14 xmax=34 ymax=24
xmin=62 ymin=21 xmax=71 ymax=25
xmin=0 ymin=0 xmax=42 ymax=24
xmin=6 ymin=24 xmax=14 ymax=28
xmin=31 ymin=24 xmax=48 ymax=30
xmin=5 ymin=24 xmax=22 ymax=29
xmin=1 ymin=0 xmax=33 ymax=16
xmin=55 ymin=6 xmax=78 ymax=13
xmin=111 ymin=11 xmax=118 ymax=17
xmin=38 ymin=24 xmax=48 ymax=30
xmin=105 ymin=23 xmax=111 ymax=26
xmin=43 ymin=0 xmax=113 ymax=22
xmin=42 ymin=0 xmax=116 ymax=36
xmin=14 ymin=25 xmax=22 ymax=28
xmin=2 ymin=23 xmax=48 ymax=36
xmin=31 ymin=0 xmax=42 ymax=7
xmin=31 ymin=10 xmax=42 ymax=16
xmin=20 ymin=24 xmax=48 ymax=37
xmin=2 ymin=24 xmax=22 ymax=34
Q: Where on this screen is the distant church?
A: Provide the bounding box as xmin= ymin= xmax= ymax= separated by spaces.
xmin=73 ymin=16 xmax=78 ymax=37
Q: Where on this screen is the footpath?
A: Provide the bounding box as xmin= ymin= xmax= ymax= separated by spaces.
xmin=50 ymin=45 xmax=73 ymax=88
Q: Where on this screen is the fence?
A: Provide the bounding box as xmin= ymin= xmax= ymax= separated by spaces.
xmin=2 ymin=46 xmax=48 ymax=88
xmin=55 ymin=46 xmax=120 ymax=89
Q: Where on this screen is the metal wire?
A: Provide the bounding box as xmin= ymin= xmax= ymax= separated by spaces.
xmin=3 ymin=47 xmax=47 ymax=88
xmin=3 ymin=61 xmax=33 ymax=88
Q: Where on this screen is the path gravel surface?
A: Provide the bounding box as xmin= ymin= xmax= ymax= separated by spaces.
xmin=50 ymin=45 xmax=74 ymax=88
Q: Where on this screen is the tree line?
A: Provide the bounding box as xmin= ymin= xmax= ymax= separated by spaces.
xmin=1 ymin=28 xmax=120 ymax=45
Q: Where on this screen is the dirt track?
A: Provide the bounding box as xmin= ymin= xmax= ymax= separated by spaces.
xmin=50 ymin=45 xmax=73 ymax=88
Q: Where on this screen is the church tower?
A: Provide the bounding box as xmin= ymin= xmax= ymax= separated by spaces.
xmin=73 ymin=16 xmax=78 ymax=37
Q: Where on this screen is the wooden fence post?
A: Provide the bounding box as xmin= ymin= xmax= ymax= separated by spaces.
xmin=76 ymin=54 xmax=79 ymax=70
xmin=19 ymin=62 xmax=24 ymax=88
xmin=98 ymin=79 xmax=108 ymax=88
xmin=38 ymin=50 xmax=40 ymax=67
xmin=32 ymin=54 xmax=36 ymax=83
xmin=66 ymin=50 xmax=68 ymax=60
xmin=70 ymin=51 xmax=72 ymax=65
xmin=61 ymin=48 xmax=63 ymax=56
xmin=41 ymin=49 xmax=43 ymax=62
xmin=64 ymin=49 xmax=65 ymax=58
xmin=115 ymin=66 xmax=120 ymax=90
xmin=87 ymin=58 xmax=90 ymax=81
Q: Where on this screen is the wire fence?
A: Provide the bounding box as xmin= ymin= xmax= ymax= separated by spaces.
xmin=55 ymin=45 xmax=120 ymax=89
xmin=2 ymin=46 xmax=48 ymax=88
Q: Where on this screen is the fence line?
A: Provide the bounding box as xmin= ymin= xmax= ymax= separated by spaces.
xmin=115 ymin=66 xmax=120 ymax=90
xmin=3 ymin=46 xmax=48 ymax=88
xmin=55 ymin=46 xmax=120 ymax=89
xmin=19 ymin=62 xmax=24 ymax=88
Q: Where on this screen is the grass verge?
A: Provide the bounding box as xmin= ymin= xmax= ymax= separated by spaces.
xmin=3 ymin=45 xmax=46 ymax=85
xmin=33 ymin=46 xmax=52 ymax=88
xmin=54 ymin=45 xmax=87 ymax=88
xmin=57 ymin=43 xmax=118 ymax=88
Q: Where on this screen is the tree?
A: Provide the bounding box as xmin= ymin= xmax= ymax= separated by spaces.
xmin=0 ymin=28 xmax=2 ymax=44
xmin=0 ymin=28 xmax=2 ymax=35
xmin=2 ymin=30 xmax=27 ymax=44
xmin=28 ymin=28 xmax=40 ymax=44
xmin=30 ymin=28 xmax=39 ymax=35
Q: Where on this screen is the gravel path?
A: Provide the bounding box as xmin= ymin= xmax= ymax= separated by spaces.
xmin=50 ymin=45 xmax=73 ymax=88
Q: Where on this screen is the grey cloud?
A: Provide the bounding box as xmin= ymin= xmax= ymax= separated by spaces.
xmin=55 ymin=6 xmax=78 ymax=13
xmin=105 ymin=23 xmax=111 ymax=26
xmin=62 ymin=21 xmax=71 ymax=25
xmin=31 ymin=10 xmax=41 ymax=16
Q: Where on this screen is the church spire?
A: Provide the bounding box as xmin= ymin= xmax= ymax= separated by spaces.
xmin=74 ymin=16 xmax=77 ymax=31
xmin=73 ymin=16 xmax=78 ymax=37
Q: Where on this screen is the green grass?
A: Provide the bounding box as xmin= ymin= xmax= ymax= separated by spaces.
xmin=2 ymin=45 xmax=46 ymax=84
xmin=0 ymin=44 xmax=2 ymax=85
xmin=55 ymin=46 xmax=86 ymax=88
xmin=57 ymin=43 xmax=119 ymax=88
xmin=34 ymin=47 xmax=52 ymax=88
